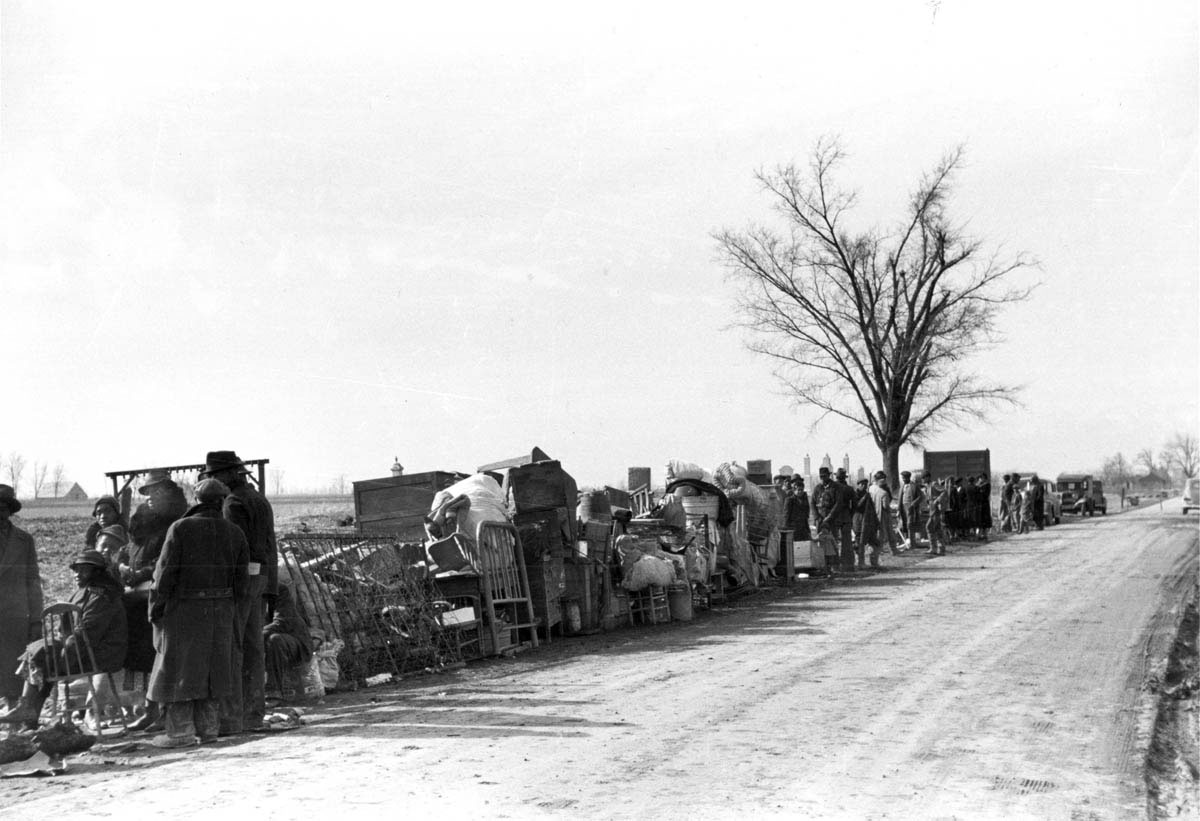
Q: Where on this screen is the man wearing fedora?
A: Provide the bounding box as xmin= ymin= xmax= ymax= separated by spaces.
xmin=199 ymin=450 xmax=276 ymax=735
xmin=120 ymin=468 xmax=189 ymax=732
xmin=0 ymin=484 xmax=42 ymax=710
xmin=0 ymin=548 xmax=126 ymax=729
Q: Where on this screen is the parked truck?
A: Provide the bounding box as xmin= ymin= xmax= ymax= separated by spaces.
xmin=1055 ymin=473 xmax=1107 ymax=515
xmin=922 ymin=449 xmax=991 ymax=483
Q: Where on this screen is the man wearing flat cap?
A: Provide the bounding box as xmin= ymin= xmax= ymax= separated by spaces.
xmin=148 ymin=478 xmax=249 ymax=747
xmin=200 ymin=450 xmax=276 ymax=735
xmin=0 ymin=485 xmax=42 ymax=710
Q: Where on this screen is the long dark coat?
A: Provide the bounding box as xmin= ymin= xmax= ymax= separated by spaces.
xmin=223 ymin=479 xmax=278 ymax=595
xmin=785 ymin=492 xmax=811 ymax=541
xmin=0 ymin=521 xmax=43 ymax=700
xmin=148 ymin=503 xmax=249 ymax=703
xmin=122 ymin=488 xmax=187 ymax=673
xmin=65 ymin=572 xmax=128 ymax=673
xmin=977 ymin=482 xmax=994 ymax=529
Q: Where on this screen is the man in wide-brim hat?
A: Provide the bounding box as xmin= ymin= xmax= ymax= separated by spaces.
xmin=0 ymin=484 xmax=41 ymax=710
xmin=124 ymin=468 xmax=189 ymax=732
xmin=198 ymin=451 xmax=252 ymax=479
xmin=138 ymin=468 xmax=175 ymax=496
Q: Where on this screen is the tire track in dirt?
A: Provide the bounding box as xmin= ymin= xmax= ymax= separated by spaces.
xmin=3 ymin=510 xmax=1194 ymax=820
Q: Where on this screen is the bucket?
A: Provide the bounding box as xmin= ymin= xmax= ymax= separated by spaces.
xmin=564 ymin=600 xmax=583 ymax=633
xmin=667 ymin=585 xmax=694 ymax=621
xmin=680 ymin=494 xmax=719 ymax=525
xmin=578 ymin=490 xmax=612 ymax=523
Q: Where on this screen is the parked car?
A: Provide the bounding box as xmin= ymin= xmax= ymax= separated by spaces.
xmin=1042 ymin=480 xmax=1062 ymax=524
xmin=1010 ymin=474 xmax=1061 ymax=524
xmin=1056 ymin=474 xmax=1107 ymax=515
xmin=1184 ymin=478 xmax=1199 ymax=515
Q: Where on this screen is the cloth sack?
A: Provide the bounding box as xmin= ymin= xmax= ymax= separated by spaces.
xmin=314 ymin=637 xmax=343 ymax=691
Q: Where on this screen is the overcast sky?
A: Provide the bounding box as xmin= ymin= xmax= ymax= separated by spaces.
xmin=3 ymin=1 xmax=1197 ymax=494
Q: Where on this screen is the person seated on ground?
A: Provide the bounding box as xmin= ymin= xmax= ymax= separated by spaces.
xmin=85 ymin=496 xmax=129 ymax=571
xmin=0 ymin=550 xmax=128 ymax=730
xmin=263 ymin=583 xmax=312 ymax=701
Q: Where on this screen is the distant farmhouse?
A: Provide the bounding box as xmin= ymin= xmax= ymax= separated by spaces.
xmin=62 ymin=483 xmax=88 ymax=502
xmin=1131 ymin=469 xmax=1172 ymax=494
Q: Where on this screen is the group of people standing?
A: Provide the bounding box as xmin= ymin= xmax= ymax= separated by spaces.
xmin=779 ymin=467 xmax=901 ymax=573
xmin=0 ymin=450 xmax=299 ymax=750
xmin=999 ymin=472 xmax=1048 ymax=533
xmin=773 ymin=467 xmax=1040 ymax=573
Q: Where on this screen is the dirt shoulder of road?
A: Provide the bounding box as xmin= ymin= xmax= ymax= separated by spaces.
xmin=1144 ymin=581 xmax=1199 ymax=819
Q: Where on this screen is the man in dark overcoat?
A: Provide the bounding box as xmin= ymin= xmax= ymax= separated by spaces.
xmin=199 ymin=450 xmax=276 ymax=735
xmin=833 ymin=468 xmax=856 ymax=572
xmin=148 ymin=479 xmax=249 ymax=748
xmin=0 ymin=484 xmax=42 ymax=708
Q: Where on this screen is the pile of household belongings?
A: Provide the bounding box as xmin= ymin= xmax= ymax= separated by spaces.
xmin=654 ymin=459 xmax=764 ymax=590
xmin=423 ymin=473 xmax=511 ymax=574
xmin=712 ymin=461 xmax=783 ymax=585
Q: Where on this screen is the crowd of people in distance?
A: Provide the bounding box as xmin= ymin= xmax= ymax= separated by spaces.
xmin=772 ymin=467 xmax=1052 ymax=574
xmin=0 ymin=450 xmax=311 ymax=750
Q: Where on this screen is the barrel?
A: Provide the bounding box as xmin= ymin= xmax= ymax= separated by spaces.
xmin=667 ymin=585 xmax=694 ymax=621
xmin=577 ymin=490 xmax=612 ymax=523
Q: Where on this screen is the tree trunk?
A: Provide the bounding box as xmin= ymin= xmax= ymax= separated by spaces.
xmin=881 ymin=443 xmax=901 ymax=492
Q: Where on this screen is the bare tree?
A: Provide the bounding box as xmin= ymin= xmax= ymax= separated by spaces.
xmin=1160 ymin=432 xmax=1199 ymax=479
xmin=270 ymin=469 xmax=285 ymax=496
xmin=5 ymin=452 xmax=26 ymax=496
xmin=1100 ymin=452 xmax=1133 ymax=488
xmin=51 ymin=463 xmax=66 ymax=498
xmin=31 ymin=461 xmax=49 ymax=498
xmin=331 ymin=474 xmax=347 ymax=495
xmin=716 ymin=139 xmax=1034 ymax=486
xmin=1135 ymin=448 xmax=1159 ymax=475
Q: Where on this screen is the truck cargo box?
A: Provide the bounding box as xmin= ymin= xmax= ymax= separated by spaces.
xmin=922 ymin=449 xmax=991 ymax=482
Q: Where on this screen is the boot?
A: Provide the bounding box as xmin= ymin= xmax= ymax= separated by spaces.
xmin=0 ymin=701 xmax=38 ymax=726
xmin=0 ymin=685 xmax=47 ymax=730
xmin=129 ymin=701 xmax=161 ymax=733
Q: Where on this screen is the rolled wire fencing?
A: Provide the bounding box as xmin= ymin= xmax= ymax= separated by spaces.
xmin=277 ymin=532 xmax=461 ymax=684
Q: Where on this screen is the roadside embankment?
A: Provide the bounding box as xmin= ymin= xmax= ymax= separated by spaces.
xmin=1145 ymin=581 xmax=1199 ymax=819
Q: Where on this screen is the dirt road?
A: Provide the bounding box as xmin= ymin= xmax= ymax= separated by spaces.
xmin=3 ymin=506 xmax=1196 ymax=820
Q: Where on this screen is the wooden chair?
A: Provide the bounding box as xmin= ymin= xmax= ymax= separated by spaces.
xmin=475 ymin=521 xmax=539 ymax=656
xmin=40 ymin=603 xmax=128 ymax=736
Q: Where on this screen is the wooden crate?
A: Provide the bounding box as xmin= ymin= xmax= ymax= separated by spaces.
xmin=353 ymin=471 xmax=467 ymax=538
xmin=513 ymin=507 xmax=573 ymax=558
xmin=527 ymin=558 xmax=565 ymax=639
